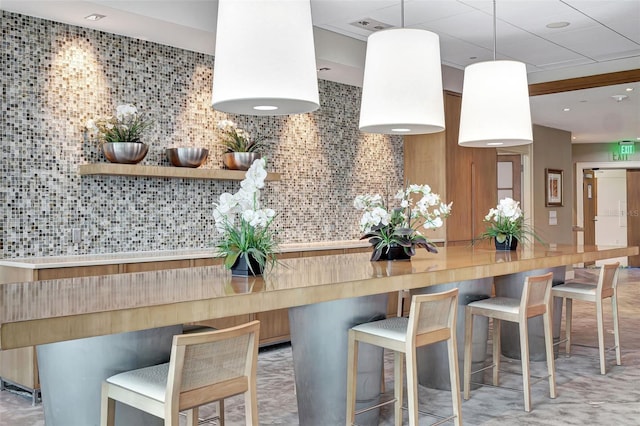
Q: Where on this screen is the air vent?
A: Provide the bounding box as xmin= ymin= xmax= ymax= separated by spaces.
xmin=349 ymin=18 xmax=393 ymax=32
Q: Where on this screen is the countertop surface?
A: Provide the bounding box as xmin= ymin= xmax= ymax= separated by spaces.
xmin=0 ymin=240 xmax=378 ymax=269
xmin=1 ymin=244 xmax=636 ymax=350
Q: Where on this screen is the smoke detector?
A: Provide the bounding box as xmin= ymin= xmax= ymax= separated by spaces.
xmin=350 ymin=18 xmax=393 ymax=32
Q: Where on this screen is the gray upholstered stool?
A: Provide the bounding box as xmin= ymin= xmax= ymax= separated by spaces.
xmin=463 ymin=272 xmax=556 ymax=412
xmin=346 ymin=289 xmax=462 ymax=426
xmin=552 ymin=262 xmax=621 ymax=374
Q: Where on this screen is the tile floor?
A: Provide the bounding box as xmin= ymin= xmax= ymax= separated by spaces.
xmin=1 ymin=267 xmax=639 ymax=425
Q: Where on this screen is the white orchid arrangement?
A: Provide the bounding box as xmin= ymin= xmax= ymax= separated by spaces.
xmin=213 ymin=158 xmax=277 ymax=273
xmin=354 ymin=184 xmax=452 ymax=261
xmin=217 ymin=119 xmax=264 ymax=153
xmin=85 ymin=104 xmax=152 ymax=143
xmin=480 ymin=197 xmax=542 ymax=246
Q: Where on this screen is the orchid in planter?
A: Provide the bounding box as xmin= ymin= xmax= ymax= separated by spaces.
xmin=213 ymin=158 xmax=277 ymax=275
xmin=354 ymin=184 xmax=452 ymax=261
xmin=480 ymin=197 xmax=543 ymax=250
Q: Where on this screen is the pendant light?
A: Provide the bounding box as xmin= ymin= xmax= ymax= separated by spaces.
xmin=458 ymin=0 xmax=532 ymax=147
xmin=359 ymin=0 xmax=444 ymax=135
xmin=212 ymin=0 xmax=319 ymax=116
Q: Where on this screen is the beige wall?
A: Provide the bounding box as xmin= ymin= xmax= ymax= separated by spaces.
xmin=533 ymin=125 xmax=573 ymax=245
xmin=573 ymin=142 xmax=640 ymax=163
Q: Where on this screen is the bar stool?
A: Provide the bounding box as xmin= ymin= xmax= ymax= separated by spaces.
xmin=100 ymin=321 xmax=260 ymax=426
xmin=463 ymin=272 xmax=556 ymax=412
xmin=552 ymin=262 xmax=621 ymax=374
xmin=346 ymin=288 xmax=462 ymax=426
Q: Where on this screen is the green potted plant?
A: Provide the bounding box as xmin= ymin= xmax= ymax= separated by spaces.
xmin=213 ymin=158 xmax=278 ymax=275
xmin=479 ymin=197 xmax=544 ymax=250
xmin=85 ymin=104 xmax=153 ymax=164
xmin=354 ymin=184 xmax=452 ymax=261
xmin=217 ymin=119 xmax=265 ymax=171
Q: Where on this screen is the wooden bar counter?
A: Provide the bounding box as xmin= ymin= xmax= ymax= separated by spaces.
xmin=1 ymin=244 xmax=636 ymax=426
xmin=1 ymin=244 xmax=636 ymax=350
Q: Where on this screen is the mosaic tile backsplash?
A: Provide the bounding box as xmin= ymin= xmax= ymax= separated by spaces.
xmin=1 ymin=11 xmax=403 ymax=258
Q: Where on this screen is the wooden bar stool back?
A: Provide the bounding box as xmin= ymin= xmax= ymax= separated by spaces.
xmin=100 ymin=320 xmax=260 ymax=426
xmin=463 ymin=272 xmax=556 ymax=412
xmin=346 ymin=288 xmax=462 ymax=426
xmin=552 ymin=262 xmax=621 ymax=374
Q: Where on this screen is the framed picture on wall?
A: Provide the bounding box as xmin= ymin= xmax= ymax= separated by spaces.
xmin=545 ymin=168 xmax=563 ymax=206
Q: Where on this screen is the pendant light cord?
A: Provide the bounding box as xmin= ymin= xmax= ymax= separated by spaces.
xmin=493 ymin=0 xmax=497 ymax=61
xmin=401 ymin=0 xmax=405 ymax=28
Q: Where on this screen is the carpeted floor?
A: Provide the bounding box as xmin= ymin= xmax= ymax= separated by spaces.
xmin=1 ymin=268 xmax=639 ymax=425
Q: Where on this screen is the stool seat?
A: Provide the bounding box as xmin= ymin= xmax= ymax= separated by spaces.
xmin=351 ymin=317 xmax=408 ymax=342
xmin=552 ymin=282 xmax=597 ymax=297
xmin=106 ymin=363 xmax=169 ymax=403
xmin=552 ymin=263 xmax=620 ymax=375
xmin=346 ymin=289 xmax=462 ymax=426
xmin=466 ymin=297 xmax=520 ymax=314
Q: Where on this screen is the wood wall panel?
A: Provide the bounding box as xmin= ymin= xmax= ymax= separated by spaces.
xmin=124 ymin=259 xmax=190 ymax=273
xmin=37 ymin=264 xmax=119 ymax=280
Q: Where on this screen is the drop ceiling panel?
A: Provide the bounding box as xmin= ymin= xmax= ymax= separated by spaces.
xmin=310 ymin=0 xmax=397 ymax=27
xmin=378 ymin=0 xmax=475 ymax=27
xmin=545 ymin=25 xmax=640 ymax=59
xmin=497 ymin=32 xmax=588 ymax=67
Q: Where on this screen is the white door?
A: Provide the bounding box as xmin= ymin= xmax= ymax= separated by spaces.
xmin=595 ymin=169 xmax=628 ymax=266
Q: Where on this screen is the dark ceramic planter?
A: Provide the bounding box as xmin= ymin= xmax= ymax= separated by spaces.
xmin=231 ymin=254 xmax=264 ymax=276
xmin=495 ymin=237 xmax=518 ymax=251
xmin=377 ymin=245 xmax=411 ymax=261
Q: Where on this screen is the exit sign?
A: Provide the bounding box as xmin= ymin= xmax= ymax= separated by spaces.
xmin=619 ymin=143 xmax=635 ymax=155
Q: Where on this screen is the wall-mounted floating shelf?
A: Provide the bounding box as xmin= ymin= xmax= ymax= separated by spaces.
xmin=78 ymin=163 xmax=281 ymax=181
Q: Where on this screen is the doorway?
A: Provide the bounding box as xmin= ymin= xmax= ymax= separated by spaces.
xmin=593 ymin=170 xmax=627 ymax=267
xmin=576 ymin=160 xmax=640 ymax=267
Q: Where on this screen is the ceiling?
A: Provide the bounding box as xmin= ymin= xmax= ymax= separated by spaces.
xmin=2 ymin=0 xmax=639 ymax=144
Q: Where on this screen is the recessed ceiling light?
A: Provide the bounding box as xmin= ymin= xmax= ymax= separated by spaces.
xmin=546 ymin=21 xmax=570 ymax=29
xmin=563 ymin=108 xmax=571 ymax=112
xmin=85 ymin=13 xmax=106 ymax=21
xmin=626 ymin=87 xmax=634 ymax=92
xmin=572 ymin=136 xmax=577 ymax=140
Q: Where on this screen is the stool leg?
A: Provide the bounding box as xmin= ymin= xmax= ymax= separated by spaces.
xmin=394 ymin=351 xmax=404 ymax=425
xmin=219 ymin=399 xmax=225 ymax=426
xmin=448 ymin=336 xmax=463 ymax=426
xmin=492 ymin=319 xmax=501 ymax=387
xmin=346 ymin=331 xmax=358 ymax=426
xmin=596 ymin=298 xmax=606 ymax=374
xmin=406 ymin=347 xmax=419 ymax=426
xmin=565 ymin=298 xmax=573 ymax=355
xmin=519 ymin=319 xmax=532 ymax=412
xmin=463 ymin=309 xmax=474 ymax=400
xmin=543 ymin=309 xmax=557 ymax=399
xmin=100 ymin=383 xmax=115 ymax=426
xmin=612 ymin=294 xmax=621 ymax=366
xmin=186 ymin=407 xmax=198 ymax=426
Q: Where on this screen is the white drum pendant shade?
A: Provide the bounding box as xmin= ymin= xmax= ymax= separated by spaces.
xmin=212 ymin=0 xmax=319 ymax=116
xmin=359 ymin=29 xmax=445 ymax=135
xmin=458 ymin=60 xmax=533 ymax=147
